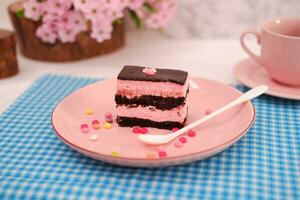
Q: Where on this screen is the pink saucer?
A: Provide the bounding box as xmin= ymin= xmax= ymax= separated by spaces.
xmin=52 ymin=78 xmax=255 ymax=167
xmin=234 ymin=58 xmax=300 ymax=100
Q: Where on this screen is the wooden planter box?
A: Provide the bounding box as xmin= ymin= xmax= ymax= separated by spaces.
xmin=0 ymin=29 xmax=18 ymax=78
xmin=8 ymin=1 xmax=125 ymax=62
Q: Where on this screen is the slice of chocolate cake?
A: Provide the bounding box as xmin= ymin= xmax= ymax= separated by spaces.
xmin=115 ymin=65 xmax=189 ymax=130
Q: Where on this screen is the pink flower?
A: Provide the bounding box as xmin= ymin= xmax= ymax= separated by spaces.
xmin=57 ymin=28 xmax=78 ymax=43
xmin=82 ymin=1 xmax=105 ymax=22
xmin=145 ymin=0 xmax=176 ymax=29
xmin=44 ymin=0 xmax=72 ymax=16
xmin=102 ymin=0 xmax=128 ymax=11
xmin=23 ymin=0 xmax=44 ymax=21
xmin=90 ymin=20 xmax=113 ymax=43
xmin=103 ymin=9 xmax=124 ymax=21
xmin=65 ymin=11 xmax=87 ymax=32
xmin=73 ymin=0 xmax=94 ymax=13
xmin=127 ymin=0 xmax=145 ymax=10
xmin=36 ymin=24 xmax=57 ymax=44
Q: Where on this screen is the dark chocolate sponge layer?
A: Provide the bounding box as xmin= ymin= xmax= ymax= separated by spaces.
xmin=115 ymin=95 xmax=186 ymax=110
xmin=118 ymin=65 xmax=188 ymax=85
xmin=117 ymin=116 xmax=186 ymax=130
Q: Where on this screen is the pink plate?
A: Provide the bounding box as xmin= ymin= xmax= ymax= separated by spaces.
xmin=234 ymin=58 xmax=300 ymax=100
xmin=52 ymin=77 xmax=255 ymax=167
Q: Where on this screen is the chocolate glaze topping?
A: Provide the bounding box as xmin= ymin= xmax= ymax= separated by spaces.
xmin=117 ymin=65 xmax=188 ymax=85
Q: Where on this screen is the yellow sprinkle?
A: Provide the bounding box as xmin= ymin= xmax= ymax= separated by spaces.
xmin=85 ymin=108 xmax=93 ymax=115
xmin=104 ymin=122 xmax=112 ymax=129
xmin=146 ymin=153 xmax=156 ymax=159
xmin=111 ymin=151 xmax=119 ymax=157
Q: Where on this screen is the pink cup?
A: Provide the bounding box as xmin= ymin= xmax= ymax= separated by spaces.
xmin=240 ymin=18 xmax=300 ymax=86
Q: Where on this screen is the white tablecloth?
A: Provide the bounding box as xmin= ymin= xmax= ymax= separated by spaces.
xmin=0 ymin=31 xmax=249 ymax=113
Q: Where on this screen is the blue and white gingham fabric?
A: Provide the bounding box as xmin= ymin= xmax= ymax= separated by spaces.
xmin=0 ymin=74 xmax=299 ymax=200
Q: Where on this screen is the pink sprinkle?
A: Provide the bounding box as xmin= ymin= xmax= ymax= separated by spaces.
xmin=140 ymin=127 xmax=148 ymax=134
xmin=179 ymin=137 xmax=187 ymax=143
xmin=106 ymin=118 xmax=113 ymax=123
xmin=187 ymin=130 xmax=196 ymax=137
xmin=205 ymin=109 xmax=213 ymax=115
xmin=132 ymin=126 xmax=141 ymax=134
xmin=105 ymin=112 xmax=112 ymax=119
xmin=158 ymin=151 xmax=167 ymax=158
xmin=172 ymin=127 xmax=179 ymax=132
xmin=174 ymin=141 xmax=184 ymax=148
xmin=92 ymin=120 xmax=99 ymax=125
xmin=81 ymin=124 xmax=88 ymax=128
xmin=80 ymin=124 xmax=89 ymax=133
xmin=157 ymin=146 xmax=165 ymax=152
xmin=143 ymin=67 xmax=157 ymax=76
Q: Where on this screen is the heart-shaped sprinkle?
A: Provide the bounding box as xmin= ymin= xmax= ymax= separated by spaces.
xmin=81 ymin=124 xmax=90 ymax=133
xmin=85 ymin=108 xmax=93 ymax=115
xmin=140 ymin=127 xmax=148 ymax=134
xmin=143 ymin=67 xmax=157 ymax=76
xmin=132 ymin=126 xmax=141 ymax=134
xmin=105 ymin=112 xmax=112 ymax=119
xmin=187 ymin=130 xmax=196 ymax=137
xmin=179 ymin=136 xmax=187 ymax=143
xmin=89 ymin=134 xmax=98 ymax=141
xmin=172 ymin=127 xmax=179 ymax=132
xmin=158 ymin=151 xmax=167 ymax=158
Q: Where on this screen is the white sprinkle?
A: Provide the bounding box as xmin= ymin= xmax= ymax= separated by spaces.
xmin=89 ymin=134 xmax=99 ymax=141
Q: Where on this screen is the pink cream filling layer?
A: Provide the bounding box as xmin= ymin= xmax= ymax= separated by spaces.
xmin=116 ymin=104 xmax=188 ymax=122
xmin=117 ymin=79 xmax=189 ymax=98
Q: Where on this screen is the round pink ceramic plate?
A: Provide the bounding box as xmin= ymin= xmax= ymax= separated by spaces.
xmin=234 ymin=58 xmax=300 ymax=100
xmin=52 ymin=77 xmax=255 ymax=167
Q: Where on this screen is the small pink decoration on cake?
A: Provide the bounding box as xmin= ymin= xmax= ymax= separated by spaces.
xmin=143 ymin=67 xmax=157 ymax=76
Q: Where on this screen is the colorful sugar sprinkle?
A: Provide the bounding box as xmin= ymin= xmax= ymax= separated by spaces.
xmin=92 ymin=124 xmax=100 ymax=129
xmin=89 ymin=134 xmax=98 ymax=141
xmin=187 ymin=130 xmax=196 ymax=137
xmin=172 ymin=127 xmax=179 ymax=132
xmin=104 ymin=122 xmax=112 ymax=129
xmin=92 ymin=120 xmax=100 ymax=129
xmin=174 ymin=140 xmax=184 ymax=148
xmin=80 ymin=124 xmax=89 ymax=133
xmin=146 ymin=153 xmax=156 ymax=159
xmin=85 ymin=108 xmax=93 ymax=115
xmin=111 ymin=151 xmax=119 ymax=157
xmin=205 ymin=109 xmax=213 ymax=115
xmin=158 ymin=151 xmax=167 ymax=158
xmin=106 ymin=118 xmax=113 ymax=123
xmin=105 ymin=112 xmax=112 ymax=119
xmin=179 ymin=136 xmax=187 ymax=143
xmin=132 ymin=126 xmax=141 ymax=134
xmin=140 ymin=127 xmax=148 ymax=134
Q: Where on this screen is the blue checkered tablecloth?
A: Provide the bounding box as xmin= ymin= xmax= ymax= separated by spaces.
xmin=0 ymin=74 xmax=299 ymax=200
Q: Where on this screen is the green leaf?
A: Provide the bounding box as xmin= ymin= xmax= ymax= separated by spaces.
xmin=15 ymin=9 xmax=24 ymax=18
xmin=113 ymin=19 xmax=122 ymax=25
xmin=144 ymin=3 xmax=157 ymax=13
xmin=129 ymin=10 xmax=142 ymax=29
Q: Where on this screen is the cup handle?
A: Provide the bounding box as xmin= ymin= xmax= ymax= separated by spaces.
xmin=240 ymin=30 xmax=261 ymax=64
